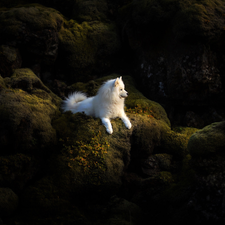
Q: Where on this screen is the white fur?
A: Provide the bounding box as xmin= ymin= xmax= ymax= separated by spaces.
xmin=62 ymin=77 xmax=132 ymax=134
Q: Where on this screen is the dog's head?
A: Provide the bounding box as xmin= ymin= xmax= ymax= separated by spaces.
xmin=114 ymin=77 xmax=129 ymax=99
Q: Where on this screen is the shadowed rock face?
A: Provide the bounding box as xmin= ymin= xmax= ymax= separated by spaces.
xmin=0 ymin=4 xmax=121 ymax=82
xmin=117 ymin=0 xmax=225 ymax=128
xmin=0 ymin=68 xmax=61 ymax=154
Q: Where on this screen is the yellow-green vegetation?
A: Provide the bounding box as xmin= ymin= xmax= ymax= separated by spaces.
xmin=161 ymin=126 xmax=199 ymax=157
xmin=158 ymin=171 xmax=174 ymax=184
xmin=6 ymin=68 xmax=61 ymax=106
xmin=61 ymin=131 xmax=110 ymax=185
xmin=125 ymin=104 xmax=158 ymax=119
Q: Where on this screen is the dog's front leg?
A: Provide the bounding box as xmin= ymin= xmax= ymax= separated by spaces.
xmin=121 ymin=115 xmax=132 ymax=129
xmin=101 ymin=118 xmax=113 ymax=134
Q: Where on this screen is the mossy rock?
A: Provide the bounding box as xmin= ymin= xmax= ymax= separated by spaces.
xmin=72 ymin=0 xmax=108 ymax=22
xmin=161 ymin=126 xmax=199 ymax=157
xmin=188 ymin=121 xmax=225 ymax=156
xmin=0 ymin=5 xmax=64 ymax=39
xmin=49 ymin=75 xmax=196 ymax=196
xmin=0 ymin=45 xmax=22 ymax=78
xmin=118 ymin=0 xmax=225 ymax=42
xmin=0 ymin=75 xmax=6 ymax=89
xmin=6 ymin=68 xmax=61 ymax=106
xmin=58 ymin=20 xmax=121 ymax=80
xmin=0 ymin=68 xmax=61 ymax=153
xmin=0 ymin=188 xmax=18 ymax=217
xmin=106 ymin=196 xmax=143 ymax=225
xmin=0 ymin=153 xmax=36 ymax=190
xmin=52 ymin=112 xmax=126 ymax=194
xmin=20 ymin=74 xmax=200 ymax=218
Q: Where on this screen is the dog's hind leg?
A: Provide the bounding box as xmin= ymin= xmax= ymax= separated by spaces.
xmin=101 ymin=118 xmax=113 ymax=134
xmin=121 ymin=115 xmax=132 ymax=129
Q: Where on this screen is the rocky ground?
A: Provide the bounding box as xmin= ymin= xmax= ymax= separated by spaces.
xmin=0 ymin=1 xmax=225 ymax=224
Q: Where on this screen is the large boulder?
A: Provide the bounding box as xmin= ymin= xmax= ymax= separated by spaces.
xmin=22 ymin=75 xmax=197 ymax=214
xmin=0 ymin=5 xmax=63 ymax=69
xmin=0 ymin=45 xmax=22 ymax=78
xmin=57 ymin=20 xmax=121 ymax=81
xmin=188 ymin=121 xmax=225 ymax=156
xmin=0 ymin=68 xmax=61 ymax=153
xmin=187 ymin=121 xmax=225 ymax=222
xmin=0 ymin=4 xmax=121 ymax=82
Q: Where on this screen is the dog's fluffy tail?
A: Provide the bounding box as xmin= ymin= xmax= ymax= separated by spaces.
xmin=62 ymin=92 xmax=87 ymax=112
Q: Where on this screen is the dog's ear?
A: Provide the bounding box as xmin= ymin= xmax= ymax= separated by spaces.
xmin=114 ymin=78 xmax=119 ymax=87
xmin=120 ymin=76 xmax=122 ymax=81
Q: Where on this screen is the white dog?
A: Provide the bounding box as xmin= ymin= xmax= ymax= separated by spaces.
xmin=62 ymin=77 xmax=132 ymax=134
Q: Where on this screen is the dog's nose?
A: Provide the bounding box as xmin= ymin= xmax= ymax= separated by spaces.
xmin=127 ymin=92 xmax=129 ymax=96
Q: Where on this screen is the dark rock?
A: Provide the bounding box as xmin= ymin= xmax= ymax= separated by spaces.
xmin=118 ymin=0 xmax=225 ymax=128
xmin=0 ymin=68 xmax=61 ymax=154
xmin=188 ymin=121 xmax=225 ymax=156
xmin=0 ymin=154 xmax=38 ymax=191
xmin=0 ymin=45 xmax=22 ymax=78
xmin=187 ymin=121 xmax=225 ymax=223
xmin=0 ymin=5 xmax=63 ymax=78
xmin=0 ymin=188 xmax=18 ymax=217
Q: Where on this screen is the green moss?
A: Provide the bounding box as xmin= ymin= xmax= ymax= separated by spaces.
xmin=6 ymin=68 xmax=61 ymax=106
xmin=161 ymin=127 xmax=198 ymax=157
xmin=0 ymin=5 xmax=64 ymax=42
xmin=188 ymin=121 xmax=225 ymax=156
xmin=0 ymin=69 xmax=61 ymax=152
xmin=158 ymin=171 xmax=174 ymax=184
xmin=53 ymin=110 xmax=126 ymax=188
xmin=0 ymin=75 xmax=6 ymax=89
xmin=58 ymin=20 xmax=120 ymax=79
xmin=61 ymin=130 xmax=110 ymax=185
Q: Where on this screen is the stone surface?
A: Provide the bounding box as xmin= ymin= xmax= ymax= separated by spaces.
xmin=0 ymin=188 xmax=18 ymax=217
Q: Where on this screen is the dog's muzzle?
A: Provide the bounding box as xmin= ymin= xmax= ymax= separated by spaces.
xmin=120 ymin=92 xmax=128 ymax=98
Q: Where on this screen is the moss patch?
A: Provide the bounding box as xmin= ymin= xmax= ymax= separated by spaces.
xmin=0 ymin=4 xmax=64 ymax=36
xmin=161 ymin=126 xmax=199 ymax=157
xmin=0 ymin=69 xmax=60 ymax=153
xmin=58 ymin=20 xmax=120 ymax=80
xmin=188 ymin=121 xmax=225 ymax=156
xmin=0 ymin=75 xmax=6 ymax=89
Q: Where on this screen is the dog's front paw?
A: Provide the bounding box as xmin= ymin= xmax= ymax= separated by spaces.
xmin=106 ymin=128 xmax=113 ymax=134
xmin=126 ymin=121 xmax=132 ymax=129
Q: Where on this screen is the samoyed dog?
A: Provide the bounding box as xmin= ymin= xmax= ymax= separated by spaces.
xmin=62 ymin=77 xmax=132 ymax=134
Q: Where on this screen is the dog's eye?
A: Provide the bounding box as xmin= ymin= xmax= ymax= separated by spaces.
xmin=120 ymin=89 xmax=123 ymax=91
